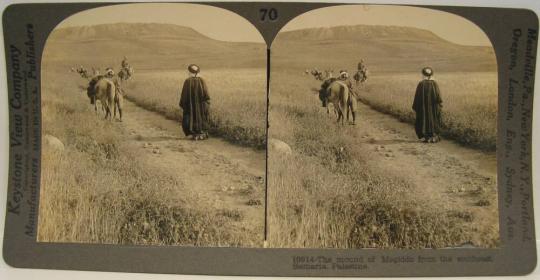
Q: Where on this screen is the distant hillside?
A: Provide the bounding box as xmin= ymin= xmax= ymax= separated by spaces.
xmin=278 ymin=25 xmax=444 ymax=42
xmin=48 ymin=23 xmax=213 ymax=42
xmin=43 ymin=23 xmax=266 ymax=71
xmin=272 ymin=25 xmax=497 ymax=73
xmin=43 ymin=23 xmax=497 ymax=74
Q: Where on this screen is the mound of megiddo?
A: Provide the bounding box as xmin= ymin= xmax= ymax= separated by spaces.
xmin=272 ymin=25 xmax=497 ymax=73
xmin=43 ymin=23 xmax=266 ymax=70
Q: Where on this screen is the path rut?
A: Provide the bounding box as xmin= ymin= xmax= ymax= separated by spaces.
xmin=119 ymin=99 xmax=265 ymax=247
xmin=345 ymin=101 xmax=499 ymax=246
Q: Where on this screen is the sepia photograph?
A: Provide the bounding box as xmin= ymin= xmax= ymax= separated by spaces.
xmin=2 ymin=0 xmax=539 ymax=276
xmin=38 ymin=3 xmax=267 ymax=247
xmin=267 ymin=5 xmax=499 ymax=249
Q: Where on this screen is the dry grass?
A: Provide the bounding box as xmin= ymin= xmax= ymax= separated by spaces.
xmin=120 ymin=68 xmax=267 ymax=148
xmin=267 ymin=71 xmax=498 ymax=249
xmin=359 ymin=72 xmax=497 ymax=151
xmin=272 ymin=70 xmax=497 ymax=151
xmin=38 ymin=23 xmax=268 ymax=247
xmin=38 ymin=71 xmax=260 ymax=246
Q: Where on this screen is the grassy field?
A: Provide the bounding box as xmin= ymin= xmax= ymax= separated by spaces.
xmin=274 ymin=70 xmax=497 ymax=151
xmin=38 ymin=70 xmax=261 ymax=246
xmin=267 ymin=71 xmax=499 ymax=249
xmin=38 ymin=20 xmax=499 ymax=249
xmin=122 ymin=69 xmax=266 ymax=148
xmin=39 ymin=22 xmax=268 ymax=247
xmin=360 ymin=72 xmax=497 ymax=151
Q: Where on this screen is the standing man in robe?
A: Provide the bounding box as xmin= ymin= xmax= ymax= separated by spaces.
xmin=356 ymin=59 xmax=368 ymax=83
xmin=179 ymin=64 xmax=210 ymax=140
xmin=412 ymin=67 xmax=443 ymax=143
xmin=121 ymin=56 xmax=129 ymax=69
xmin=105 ymin=67 xmax=124 ymax=121
xmin=338 ymin=70 xmax=357 ymax=125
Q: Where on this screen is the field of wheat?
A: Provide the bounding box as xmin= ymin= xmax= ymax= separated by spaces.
xmin=273 ymin=71 xmax=497 ymax=151
xmin=38 ymin=70 xmax=263 ymax=246
xmin=38 ymin=64 xmax=497 ymax=248
xmin=123 ymin=68 xmax=267 ymax=148
xmin=360 ymin=72 xmax=497 ymax=150
xmin=267 ymin=71 xmax=498 ymax=249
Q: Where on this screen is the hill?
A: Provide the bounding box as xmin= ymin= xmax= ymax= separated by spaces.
xmin=43 ymin=23 xmax=497 ymax=74
xmin=272 ymin=25 xmax=497 ymax=73
xmin=277 ymin=25 xmax=444 ymax=42
xmin=48 ymin=23 xmax=213 ymax=42
xmin=43 ymin=23 xmax=266 ymax=71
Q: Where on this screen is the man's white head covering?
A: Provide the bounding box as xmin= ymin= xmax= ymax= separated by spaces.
xmin=422 ymin=67 xmax=433 ymax=77
xmin=105 ymin=68 xmax=114 ymax=76
xmin=188 ymin=64 xmax=200 ymax=74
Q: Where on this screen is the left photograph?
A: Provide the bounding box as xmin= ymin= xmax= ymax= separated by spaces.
xmin=38 ymin=3 xmax=267 ymax=247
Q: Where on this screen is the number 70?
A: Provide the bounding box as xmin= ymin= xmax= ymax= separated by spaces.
xmin=260 ymin=8 xmax=278 ymax=21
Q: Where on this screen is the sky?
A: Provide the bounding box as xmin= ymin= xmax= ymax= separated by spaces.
xmin=58 ymin=3 xmax=491 ymax=46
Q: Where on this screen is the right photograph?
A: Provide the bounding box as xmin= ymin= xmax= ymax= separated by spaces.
xmin=267 ymin=5 xmax=499 ymax=249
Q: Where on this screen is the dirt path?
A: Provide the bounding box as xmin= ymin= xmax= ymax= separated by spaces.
xmin=113 ymin=96 xmax=498 ymax=247
xmin=345 ymin=101 xmax=499 ymax=246
xmin=118 ymin=99 xmax=265 ymax=247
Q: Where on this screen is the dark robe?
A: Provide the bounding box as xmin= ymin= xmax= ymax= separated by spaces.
xmin=341 ymin=78 xmax=355 ymax=96
xmin=179 ymin=76 xmax=210 ymax=136
xmin=412 ymin=79 xmax=442 ymax=139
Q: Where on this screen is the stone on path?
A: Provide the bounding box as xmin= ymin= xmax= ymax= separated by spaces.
xmin=268 ymin=138 xmax=292 ymax=156
xmin=44 ymin=134 xmax=65 ymax=152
